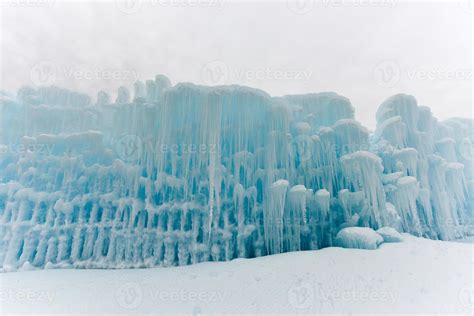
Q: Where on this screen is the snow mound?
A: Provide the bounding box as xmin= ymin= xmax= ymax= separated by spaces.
xmin=336 ymin=227 xmax=384 ymax=250
xmin=377 ymin=227 xmax=404 ymax=242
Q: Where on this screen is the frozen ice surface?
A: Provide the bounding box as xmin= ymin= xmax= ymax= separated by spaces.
xmin=0 ymin=79 xmax=472 ymax=270
xmin=336 ymin=227 xmax=384 ymax=250
xmin=377 ymin=226 xmax=403 ymax=242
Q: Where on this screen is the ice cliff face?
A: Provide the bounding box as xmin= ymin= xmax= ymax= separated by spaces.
xmin=0 ymin=77 xmax=472 ymax=270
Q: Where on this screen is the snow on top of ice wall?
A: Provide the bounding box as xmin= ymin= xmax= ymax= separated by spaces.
xmin=284 ymin=92 xmax=354 ymax=130
xmin=0 ymin=76 xmax=472 ymax=270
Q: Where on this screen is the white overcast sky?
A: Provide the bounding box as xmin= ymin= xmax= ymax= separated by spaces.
xmin=0 ymin=0 xmax=472 ymax=129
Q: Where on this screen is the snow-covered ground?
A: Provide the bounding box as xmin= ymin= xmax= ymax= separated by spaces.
xmin=1 ymin=234 xmax=472 ymax=315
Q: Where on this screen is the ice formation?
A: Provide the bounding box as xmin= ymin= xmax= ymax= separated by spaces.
xmin=335 ymin=227 xmax=384 ymax=250
xmin=0 ymin=77 xmax=472 ymax=270
xmin=376 ymin=226 xmax=403 ymax=243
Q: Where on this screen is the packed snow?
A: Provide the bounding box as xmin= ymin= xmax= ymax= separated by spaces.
xmin=377 ymin=226 xmax=404 ymax=242
xmin=0 ymin=77 xmax=473 ymax=270
xmin=0 ymin=235 xmax=472 ymax=314
xmin=335 ymin=227 xmax=384 ymax=250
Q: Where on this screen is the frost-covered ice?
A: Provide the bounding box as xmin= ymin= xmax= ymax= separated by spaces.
xmin=336 ymin=227 xmax=383 ymax=250
xmin=0 ymin=78 xmax=472 ymax=270
xmin=377 ymin=226 xmax=404 ymax=243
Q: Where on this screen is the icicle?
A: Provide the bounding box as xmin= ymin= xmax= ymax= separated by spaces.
xmin=264 ymin=180 xmax=288 ymax=255
xmin=0 ymin=82 xmax=472 ymax=270
xmin=341 ymin=151 xmax=388 ymax=229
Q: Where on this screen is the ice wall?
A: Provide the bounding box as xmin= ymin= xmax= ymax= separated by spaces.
xmin=0 ymin=79 xmax=472 ymax=270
